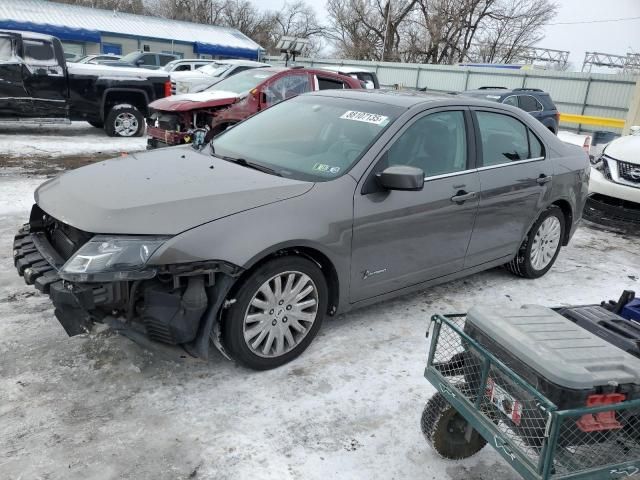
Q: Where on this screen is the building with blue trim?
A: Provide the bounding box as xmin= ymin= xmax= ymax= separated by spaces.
xmin=0 ymin=0 xmax=264 ymax=61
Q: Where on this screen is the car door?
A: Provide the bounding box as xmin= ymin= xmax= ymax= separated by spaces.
xmin=0 ymin=32 xmax=30 ymax=118
xmin=21 ymin=37 xmax=68 ymax=118
xmin=350 ymin=108 xmax=480 ymax=302
xmin=464 ymin=108 xmax=552 ymax=267
xmin=259 ymin=72 xmax=312 ymax=109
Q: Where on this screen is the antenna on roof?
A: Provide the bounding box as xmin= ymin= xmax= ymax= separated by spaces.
xmin=276 ymin=36 xmax=310 ymax=67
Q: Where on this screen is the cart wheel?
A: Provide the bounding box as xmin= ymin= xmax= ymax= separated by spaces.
xmin=421 ymin=392 xmax=487 ymax=459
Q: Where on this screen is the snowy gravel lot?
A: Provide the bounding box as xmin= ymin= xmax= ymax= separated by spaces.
xmin=1 ymin=163 xmax=639 ymax=478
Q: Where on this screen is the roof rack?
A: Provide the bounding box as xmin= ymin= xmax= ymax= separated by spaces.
xmin=513 ymin=87 xmax=544 ymax=92
xmin=478 ymin=86 xmax=507 ymax=90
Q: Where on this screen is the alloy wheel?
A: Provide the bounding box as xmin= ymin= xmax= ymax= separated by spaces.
xmin=530 ymin=216 xmax=561 ymax=270
xmin=114 ymin=112 xmax=139 ymax=137
xmin=243 ymin=271 xmax=319 ymax=358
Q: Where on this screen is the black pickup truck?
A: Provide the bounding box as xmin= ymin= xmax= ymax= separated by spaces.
xmin=0 ymin=30 xmax=171 ymax=137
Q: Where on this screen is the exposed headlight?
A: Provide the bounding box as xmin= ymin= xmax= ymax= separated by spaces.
xmin=60 ymin=236 xmax=169 ymax=282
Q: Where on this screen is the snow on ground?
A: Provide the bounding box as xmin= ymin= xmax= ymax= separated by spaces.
xmin=0 ymin=122 xmax=147 ymax=158
xmin=1 ymin=175 xmax=639 ymax=480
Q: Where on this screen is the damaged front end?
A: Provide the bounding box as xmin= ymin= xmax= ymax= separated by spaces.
xmin=13 ymin=205 xmax=242 ymax=358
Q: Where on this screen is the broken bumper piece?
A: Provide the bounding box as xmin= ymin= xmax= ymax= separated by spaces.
xmin=13 ymin=226 xmax=127 ymax=336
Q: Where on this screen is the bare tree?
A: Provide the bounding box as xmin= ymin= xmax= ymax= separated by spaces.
xmin=326 ymin=0 xmax=417 ymax=61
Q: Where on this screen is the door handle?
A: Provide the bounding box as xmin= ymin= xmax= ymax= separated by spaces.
xmin=450 ymin=191 xmax=477 ymax=204
xmin=536 ymin=174 xmax=552 ymax=185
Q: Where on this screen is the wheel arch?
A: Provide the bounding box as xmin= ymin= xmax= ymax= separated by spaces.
xmin=231 ymin=242 xmax=341 ymax=316
xmin=102 ymin=88 xmax=150 ymax=119
xmin=550 ymin=198 xmax=573 ymax=245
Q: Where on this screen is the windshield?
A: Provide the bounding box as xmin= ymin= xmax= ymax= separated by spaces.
xmin=199 ymin=63 xmax=230 ymax=76
xmin=207 ymin=69 xmax=277 ymax=94
xmin=162 ymin=60 xmax=179 ymax=71
xmin=211 ymin=95 xmax=402 ymax=181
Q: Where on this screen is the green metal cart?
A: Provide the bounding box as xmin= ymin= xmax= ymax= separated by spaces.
xmin=421 ymin=313 xmax=640 ymax=480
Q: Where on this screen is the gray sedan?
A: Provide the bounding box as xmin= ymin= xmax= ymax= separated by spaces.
xmin=13 ymin=90 xmax=589 ymax=370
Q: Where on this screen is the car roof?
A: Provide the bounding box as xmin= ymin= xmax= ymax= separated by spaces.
xmin=318 ymin=65 xmax=374 ymax=74
xmin=306 ymin=88 xmax=521 ymax=110
xmin=463 ymin=87 xmax=549 ymax=96
xmin=1 ymin=29 xmax=57 ymax=42
xmin=220 ymin=59 xmax=271 ymax=67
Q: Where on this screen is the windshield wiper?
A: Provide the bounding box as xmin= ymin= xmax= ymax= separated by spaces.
xmin=214 ymin=153 xmax=281 ymax=177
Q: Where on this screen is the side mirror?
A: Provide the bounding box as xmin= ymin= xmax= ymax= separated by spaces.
xmin=136 ymin=59 xmax=144 ymax=65
xmin=376 ymin=165 xmax=424 ymax=191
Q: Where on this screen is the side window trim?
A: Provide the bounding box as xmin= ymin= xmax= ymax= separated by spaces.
xmin=470 ymin=107 xmax=547 ymax=169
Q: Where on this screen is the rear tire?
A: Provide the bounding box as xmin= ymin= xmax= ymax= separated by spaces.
xmin=506 ymin=205 xmax=565 ymax=279
xmin=223 ymin=256 xmax=328 ymax=370
xmin=421 ymin=391 xmax=487 ymax=459
xmin=104 ymin=104 xmax=145 ymax=137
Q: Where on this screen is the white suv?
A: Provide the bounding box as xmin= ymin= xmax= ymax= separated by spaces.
xmin=170 ymin=59 xmax=270 ymax=94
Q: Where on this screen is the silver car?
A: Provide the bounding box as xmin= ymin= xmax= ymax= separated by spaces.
xmin=13 ymin=90 xmax=589 ymax=370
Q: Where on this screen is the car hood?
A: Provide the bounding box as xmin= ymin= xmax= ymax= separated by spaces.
xmin=604 ymin=135 xmax=640 ymax=165
xmin=149 ymin=90 xmax=239 ymax=111
xmin=35 ymin=147 xmax=313 ymax=235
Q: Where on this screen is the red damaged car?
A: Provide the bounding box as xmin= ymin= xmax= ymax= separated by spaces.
xmin=146 ymin=66 xmax=364 ymax=149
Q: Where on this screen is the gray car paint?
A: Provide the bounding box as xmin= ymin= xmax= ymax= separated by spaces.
xmin=35 ymin=148 xmax=312 ymax=235
xmin=34 ymin=90 xmax=589 ymax=315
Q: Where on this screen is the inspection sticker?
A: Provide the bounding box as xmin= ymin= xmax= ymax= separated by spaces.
xmin=340 ymin=110 xmax=388 ymax=125
xmin=313 ymin=163 xmax=340 ymax=174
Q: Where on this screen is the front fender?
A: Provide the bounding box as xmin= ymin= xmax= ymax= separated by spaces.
xmin=149 ymin=175 xmax=356 ymax=312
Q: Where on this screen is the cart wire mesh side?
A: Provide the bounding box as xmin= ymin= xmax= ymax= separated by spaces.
xmin=425 ymin=314 xmax=640 ymax=480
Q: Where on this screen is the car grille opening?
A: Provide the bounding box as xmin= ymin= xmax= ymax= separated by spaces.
xmin=44 ymin=216 xmax=93 ymax=261
xmin=617 ymin=160 xmax=640 ymax=184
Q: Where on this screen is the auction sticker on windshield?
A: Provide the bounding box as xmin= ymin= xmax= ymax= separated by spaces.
xmin=340 ymin=111 xmax=389 ymax=125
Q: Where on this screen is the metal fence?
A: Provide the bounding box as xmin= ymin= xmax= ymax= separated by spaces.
xmin=267 ymin=56 xmax=640 ymax=134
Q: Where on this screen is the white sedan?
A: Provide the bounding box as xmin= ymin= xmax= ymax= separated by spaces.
xmin=170 ymin=59 xmax=270 ymax=94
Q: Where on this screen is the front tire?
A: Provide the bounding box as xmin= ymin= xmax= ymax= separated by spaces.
xmin=104 ymin=104 xmax=145 ymax=137
xmin=506 ymin=205 xmax=565 ymax=278
xmin=223 ymin=256 xmax=328 ymax=370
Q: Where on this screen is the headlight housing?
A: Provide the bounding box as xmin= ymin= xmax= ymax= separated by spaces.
xmin=60 ymin=236 xmax=169 ymax=282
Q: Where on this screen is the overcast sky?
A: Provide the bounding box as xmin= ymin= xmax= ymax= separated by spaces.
xmin=258 ymin=0 xmax=640 ymax=70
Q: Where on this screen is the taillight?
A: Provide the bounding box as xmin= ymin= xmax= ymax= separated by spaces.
xmin=583 ymin=136 xmax=592 ymax=154
xmin=576 ymin=393 xmax=626 ymax=432
xmin=164 ymin=80 xmax=171 ymax=98
xmin=555 ymin=112 xmax=560 ymax=123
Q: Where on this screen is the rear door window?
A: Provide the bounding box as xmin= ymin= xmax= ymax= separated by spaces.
xmin=518 ymin=95 xmax=543 ymax=112
xmin=476 ymin=111 xmax=542 ymax=166
xmin=173 ymin=64 xmax=191 ymax=71
xmin=24 ymin=40 xmax=56 ymax=64
xmin=140 ymin=54 xmax=157 ymax=66
xmin=158 ymin=55 xmax=175 ymax=66
xmin=316 ymin=76 xmax=347 ymax=90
